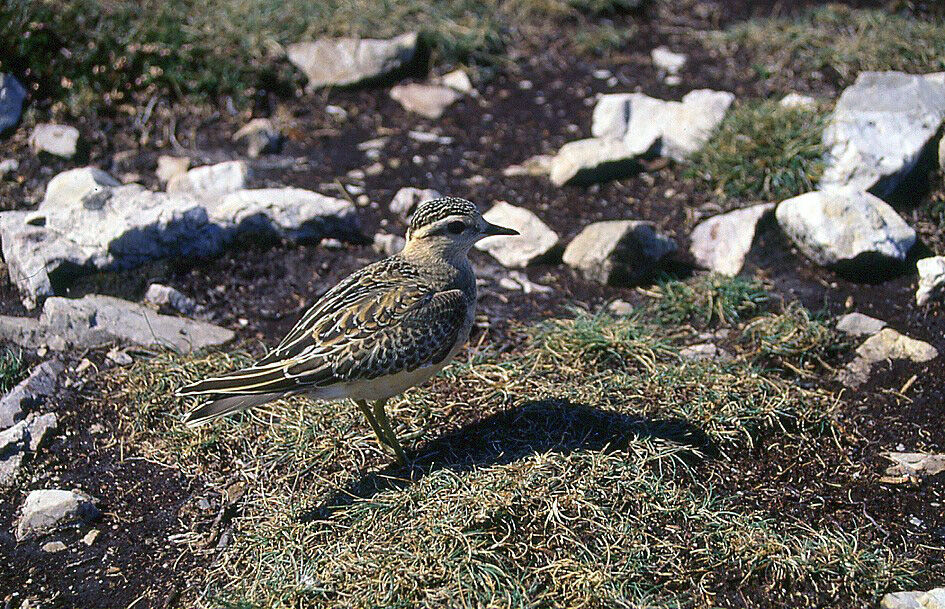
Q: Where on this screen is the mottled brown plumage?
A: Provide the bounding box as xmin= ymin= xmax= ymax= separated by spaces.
xmin=178 ymin=196 xmax=518 ymax=464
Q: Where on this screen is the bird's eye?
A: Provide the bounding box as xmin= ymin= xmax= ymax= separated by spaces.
xmin=447 ymin=221 xmax=466 ymax=234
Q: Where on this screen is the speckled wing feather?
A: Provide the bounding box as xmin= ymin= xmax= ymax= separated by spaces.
xmin=178 ymin=257 xmax=468 ymax=401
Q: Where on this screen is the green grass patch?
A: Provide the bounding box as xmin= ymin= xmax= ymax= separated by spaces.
xmin=650 ymin=274 xmax=769 ymax=327
xmin=0 ymin=348 xmax=25 ymax=393
xmin=723 ymin=5 xmax=945 ymax=81
xmin=0 ymin=0 xmax=624 ymax=113
xmin=101 ymin=282 xmax=905 ymax=608
xmin=688 ymin=100 xmax=827 ymax=203
xmin=741 ymin=302 xmax=847 ymax=376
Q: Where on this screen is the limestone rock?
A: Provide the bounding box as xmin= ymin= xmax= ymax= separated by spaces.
xmin=689 ymin=203 xmax=774 ymax=276
xmin=30 ymin=124 xmax=79 ymax=159
xmin=0 ymin=360 xmax=63 ymax=430
xmin=563 ymin=220 xmax=676 ymax=285
xmin=775 ymin=189 xmax=915 ymax=273
xmin=835 ymin=312 xmax=886 ymax=337
xmin=389 ymin=187 xmax=441 ymax=221
xmin=287 ymin=33 xmax=419 ymax=90
xmin=882 ymin=588 xmax=945 ymax=609
xmin=840 ymin=328 xmax=938 ymax=388
xmin=0 ymin=167 xmax=359 ymax=307
xmin=233 ymin=118 xmax=283 ymax=158
xmin=372 ymin=233 xmax=406 ymax=256
xmin=475 ymin=201 xmax=559 ymax=268
xmin=591 ymin=89 xmax=734 ymax=162
xmin=549 ymin=138 xmax=637 ymax=186
xmin=439 ymin=69 xmax=473 ymax=94
xmin=15 ymin=489 xmax=100 ymax=540
xmin=503 ymin=154 xmax=554 ymax=177
xmin=145 ymin=283 xmax=198 ymax=316
xmin=651 ymin=47 xmax=686 ymax=75
xmin=916 ymin=256 xmax=945 ymax=306
xmin=884 ymin=452 xmax=945 ymax=480
xmin=155 ymin=156 xmax=190 ymax=184
xmin=0 ymin=73 xmax=26 ymax=134
xmin=0 ymin=295 xmax=234 ymax=353
xmin=780 ymin=93 xmax=816 ymax=109
xmin=821 ymin=71 xmax=945 ymax=197
xmin=166 ymin=160 xmax=249 ymax=196
xmin=390 ymin=84 xmax=462 ymax=119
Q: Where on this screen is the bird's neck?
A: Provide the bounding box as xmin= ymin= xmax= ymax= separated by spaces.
xmin=399 ymin=243 xmax=476 ymax=300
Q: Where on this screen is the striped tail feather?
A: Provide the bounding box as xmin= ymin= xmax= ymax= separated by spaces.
xmin=182 ymin=392 xmax=282 ymax=426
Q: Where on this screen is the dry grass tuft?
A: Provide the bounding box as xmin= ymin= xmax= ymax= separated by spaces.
xmin=102 ymin=279 xmax=912 ymax=608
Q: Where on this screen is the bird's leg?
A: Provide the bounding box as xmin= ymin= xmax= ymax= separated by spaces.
xmin=372 ymin=399 xmax=407 ymax=466
xmin=354 ymin=399 xmax=391 ymax=452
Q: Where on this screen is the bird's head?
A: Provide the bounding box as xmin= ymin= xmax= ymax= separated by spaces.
xmin=403 ymin=197 xmax=518 ymax=261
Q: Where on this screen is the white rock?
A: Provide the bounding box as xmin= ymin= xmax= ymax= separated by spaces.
xmin=155 ymin=156 xmax=190 ymax=184
xmin=779 ymin=93 xmax=816 ymax=109
xmin=389 ymin=187 xmax=441 ymax=220
xmin=25 ymin=412 xmax=57 ymax=451
xmin=680 ymin=343 xmax=731 ymax=362
xmin=916 ymin=256 xmax=945 ymax=306
xmin=607 ymin=300 xmax=633 ymax=316
xmin=835 ymin=312 xmax=886 ymax=336
xmin=166 ymin=160 xmax=249 ymax=196
xmin=390 ymin=83 xmax=462 ymax=119
xmin=884 ymin=452 xmax=945 ymax=479
xmin=82 ymin=529 xmax=100 ymax=546
xmin=940 ymin=132 xmax=945 ymax=171
xmin=42 ymin=541 xmax=67 ymax=553
xmin=0 ymin=360 xmax=63 ymax=430
xmin=821 ymin=71 xmax=945 ymax=197
xmin=856 ymin=328 xmax=938 ymax=364
xmin=16 ymin=489 xmax=100 ymax=540
xmin=0 ymin=451 xmax=22 ymax=488
xmin=0 ymin=295 xmax=234 ymax=353
xmin=233 ymin=118 xmax=283 ymax=158
xmin=475 ymin=201 xmax=559 ymax=268
xmin=0 ymin=167 xmax=359 ymax=308
xmin=439 ymin=69 xmax=473 ymax=94
xmin=549 ymin=138 xmax=637 ymax=186
xmin=882 ymin=588 xmax=945 ymax=609
xmin=689 ymin=203 xmax=774 ymax=276
xmin=651 ymin=46 xmax=687 ymax=75
xmin=144 ymin=283 xmax=198 ymax=315
xmin=407 ymin=130 xmax=453 ymax=145
xmin=287 ymin=33 xmax=419 ymax=91
xmin=106 ymin=347 xmax=133 ymax=366
xmin=503 ymin=154 xmax=554 ymax=177
xmin=563 ymin=220 xmax=676 ymax=285
xmin=0 ymin=158 xmax=18 ymax=179
xmin=0 ymin=73 xmax=27 ymax=134
xmin=775 ymin=188 xmax=916 ymax=271
xmin=372 ymin=233 xmax=406 ymax=256
xmin=591 ymin=89 xmax=735 ymax=162
xmin=498 ymin=270 xmax=552 ymax=294
xmin=29 ymin=124 xmax=80 ymax=159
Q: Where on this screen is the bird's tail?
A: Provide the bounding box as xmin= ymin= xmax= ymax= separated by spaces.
xmin=178 ymin=366 xmax=290 ymax=426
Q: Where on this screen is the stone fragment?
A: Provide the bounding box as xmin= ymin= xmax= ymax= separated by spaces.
xmin=916 ymin=256 xmax=945 ymax=306
xmin=820 ymin=71 xmax=945 ymax=197
xmin=287 ymin=33 xmax=419 ymax=90
xmin=549 ymin=138 xmax=637 ymax=186
xmin=144 ymin=284 xmax=198 ymax=316
xmin=780 ymin=93 xmax=816 ymax=109
xmin=372 ymin=233 xmax=406 ymax=257
xmin=689 ymin=203 xmax=774 ymax=276
xmin=156 ymin=155 xmax=190 ymax=184
xmin=475 ymin=201 xmax=559 ymax=268
xmin=233 ymin=118 xmax=284 ymax=158
xmin=42 ymin=541 xmax=67 ymax=553
xmin=0 ymin=73 xmax=27 ymax=134
xmin=840 ymin=328 xmax=938 ymax=388
xmin=0 ymin=167 xmax=359 ymax=307
xmin=82 ymin=529 xmax=100 ymax=546
xmin=0 ymin=158 xmax=18 ymax=179
xmin=0 ymin=295 xmax=234 ymax=353
xmin=680 ymin=343 xmax=731 ymax=362
xmin=651 ymin=47 xmax=687 ymax=75
xmin=0 ymin=360 xmax=63 ymax=430
xmin=166 ymin=160 xmax=249 ymax=196
xmin=607 ymin=300 xmax=633 ymax=316
xmin=882 ymin=588 xmax=945 ymax=609
xmin=439 ymin=69 xmax=473 ymax=94
xmin=503 ymin=154 xmax=554 ymax=177
xmin=591 ymin=89 xmax=734 ymax=162
xmin=390 ymin=84 xmax=462 ymax=119
xmin=563 ymin=220 xmax=676 ymax=285
xmin=29 ymin=124 xmax=79 ymax=158
xmin=389 ymin=187 xmax=441 ymax=221
xmin=25 ymin=412 xmax=57 ymax=451
xmin=884 ymin=452 xmax=945 ymax=480
xmin=16 ymin=489 xmax=100 ymax=540
xmin=775 ymin=188 xmax=915 ymax=273
xmin=835 ymin=312 xmax=886 ymax=337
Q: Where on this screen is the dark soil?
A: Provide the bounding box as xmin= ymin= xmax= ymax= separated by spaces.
xmin=1 ymin=1 xmax=944 ymax=607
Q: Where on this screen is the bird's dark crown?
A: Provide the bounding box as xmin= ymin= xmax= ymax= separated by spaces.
xmin=409 ymin=197 xmax=478 ymax=230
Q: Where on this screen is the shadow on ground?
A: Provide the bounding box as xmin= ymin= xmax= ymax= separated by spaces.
xmin=300 ymin=398 xmax=714 ymax=523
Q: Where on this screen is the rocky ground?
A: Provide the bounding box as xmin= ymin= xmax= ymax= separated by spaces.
xmin=1 ymin=1 xmax=944 ymax=608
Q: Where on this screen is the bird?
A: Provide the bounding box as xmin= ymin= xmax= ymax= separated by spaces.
xmin=177 ymin=196 xmax=519 ymax=465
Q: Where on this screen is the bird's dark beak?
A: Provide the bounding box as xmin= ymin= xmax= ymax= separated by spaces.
xmin=482 ymin=221 xmax=519 ymax=237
